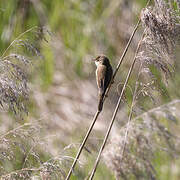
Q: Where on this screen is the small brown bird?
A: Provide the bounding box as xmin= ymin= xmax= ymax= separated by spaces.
xmin=93 ymin=55 xmax=113 ymax=112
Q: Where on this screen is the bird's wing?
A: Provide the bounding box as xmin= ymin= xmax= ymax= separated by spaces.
xmin=96 ymin=65 xmax=106 ymax=95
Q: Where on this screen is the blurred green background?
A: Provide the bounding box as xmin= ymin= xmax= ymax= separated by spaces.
xmin=0 ymin=0 xmax=180 ymax=179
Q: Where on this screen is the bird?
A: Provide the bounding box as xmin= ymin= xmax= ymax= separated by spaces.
xmin=93 ymin=55 xmax=113 ymax=112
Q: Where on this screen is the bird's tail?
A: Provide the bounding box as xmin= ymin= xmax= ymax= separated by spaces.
xmin=98 ymin=93 xmax=104 ymax=112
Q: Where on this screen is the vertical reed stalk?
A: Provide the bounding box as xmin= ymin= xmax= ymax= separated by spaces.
xmin=65 ymin=15 xmax=141 ymax=180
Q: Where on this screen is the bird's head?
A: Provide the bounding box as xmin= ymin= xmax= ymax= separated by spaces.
xmin=93 ymin=55 xmax=110 ymax=67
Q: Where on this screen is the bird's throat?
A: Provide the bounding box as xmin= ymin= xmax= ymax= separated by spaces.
xmin=95 ymin=61 xmax=99 ymax=67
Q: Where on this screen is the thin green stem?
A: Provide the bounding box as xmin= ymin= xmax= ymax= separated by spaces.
xmin=1 ymin=26 xmax=37 ymax=58
xmin=120 ymin=35 xmax=145 ymax=159
xmin=65 ymin=111 xmax=100 ymax=180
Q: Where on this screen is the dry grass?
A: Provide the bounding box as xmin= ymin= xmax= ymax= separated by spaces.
xmin=1 ymin=0 xmax=180 ymax=180
xmin=102 ymin=1 xmax=180 ymax=179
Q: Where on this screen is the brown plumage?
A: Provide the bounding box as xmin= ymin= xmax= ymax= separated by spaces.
xmin=93 ymin=55 xmax=113 ymax=112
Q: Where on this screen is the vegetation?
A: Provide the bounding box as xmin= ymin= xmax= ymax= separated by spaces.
xmin=0 ymin=0 xmax=180 ymax=179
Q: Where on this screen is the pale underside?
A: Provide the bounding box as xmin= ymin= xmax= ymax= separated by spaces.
xmin=96 ymin=64 xmax=106 ymax=95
